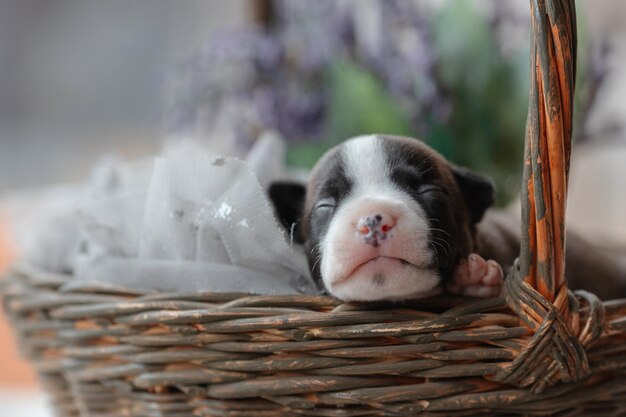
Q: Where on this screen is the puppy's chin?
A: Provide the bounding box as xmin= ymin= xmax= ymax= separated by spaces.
xmin=326 ymin=257 xmax=441 ymax=301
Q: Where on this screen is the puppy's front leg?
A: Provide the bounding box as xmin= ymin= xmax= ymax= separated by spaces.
xmin=448 ymin=254 xmax=503 ymax=297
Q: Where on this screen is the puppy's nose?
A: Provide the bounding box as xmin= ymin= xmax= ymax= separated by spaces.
xmin=356 ymin=213 xmax=396 ymax=246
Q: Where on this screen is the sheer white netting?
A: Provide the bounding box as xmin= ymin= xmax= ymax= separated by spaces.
xmin=3 ymin=132 xmax=318 ymax=295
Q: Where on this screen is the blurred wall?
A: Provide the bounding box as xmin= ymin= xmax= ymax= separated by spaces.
xmin=568 ymin=0 xmax=626 ymax=245
xmin=0 ymin=0 xmax=249 ymax=192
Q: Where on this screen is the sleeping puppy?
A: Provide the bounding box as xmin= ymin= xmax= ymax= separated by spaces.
xmin=270 ymin=134 xmax=626 ymax=301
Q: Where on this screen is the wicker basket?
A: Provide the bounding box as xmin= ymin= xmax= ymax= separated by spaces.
xmin=4 ymin=0 xmax=626 ymax=416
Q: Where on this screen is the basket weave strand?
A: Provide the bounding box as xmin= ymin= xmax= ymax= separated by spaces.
xmin=3 ymin=0 xmax=626 ymax=416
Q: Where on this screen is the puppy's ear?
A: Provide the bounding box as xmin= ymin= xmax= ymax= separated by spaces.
xmin=268 ymin=181 xmax=306 ymax=244
xmin=451 ymin=166 xmax=495 ymax=223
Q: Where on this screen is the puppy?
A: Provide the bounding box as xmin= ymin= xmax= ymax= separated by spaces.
xmin=270 ymin=134 xmax=626 ymax=301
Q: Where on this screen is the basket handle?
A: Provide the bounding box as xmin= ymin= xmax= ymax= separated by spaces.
xmin=493 ymin=1 xmax=607 ymax=392
xmin=517 ymin=0 xmax=576 ymax=317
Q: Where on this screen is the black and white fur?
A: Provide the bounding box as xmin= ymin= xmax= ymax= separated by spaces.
xmin=271 ymin=135 xmax=497 ymax=300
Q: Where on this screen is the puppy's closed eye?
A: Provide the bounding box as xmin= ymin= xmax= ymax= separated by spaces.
xmin=418 ymin=184 xmax=448 ymax=196
xmin=310 ymin=198 xmax=336 ymax=235
xmin=314 ymin=198 xmax=336 ymax=210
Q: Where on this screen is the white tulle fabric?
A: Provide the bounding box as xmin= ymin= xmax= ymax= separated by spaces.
xmin=4 ymin=133 xmax=317 ymax=295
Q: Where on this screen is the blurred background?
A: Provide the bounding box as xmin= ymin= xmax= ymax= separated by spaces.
xmin=1 ymin=1 xmax=625 ymax=416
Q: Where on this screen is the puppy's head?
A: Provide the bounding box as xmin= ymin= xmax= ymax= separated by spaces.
xmin=270 ymin=135 xmax=494 ymax=301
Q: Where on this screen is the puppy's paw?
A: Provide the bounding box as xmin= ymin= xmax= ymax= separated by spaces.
xmin=448 ymin=253 xmax=503 ymax=297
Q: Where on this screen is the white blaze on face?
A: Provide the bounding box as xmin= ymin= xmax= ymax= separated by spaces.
xmin=320 ymin=135 xmax=440 ymax=301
